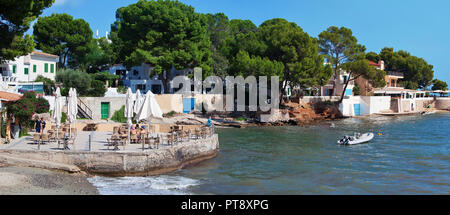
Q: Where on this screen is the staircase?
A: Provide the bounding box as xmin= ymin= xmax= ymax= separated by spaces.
xmin=77 ymin=98 xmax=93 ymax=120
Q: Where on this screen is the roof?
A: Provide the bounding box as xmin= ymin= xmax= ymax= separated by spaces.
xmin=373 ymin=87 xmax=418 ymax=94
xmin=31 ymin=51 xmax=59 ymax=59
xmin=0 ymin=91 xmax=22 ymax=102
xmin=368 ymin=60 xmax=381 ymax=67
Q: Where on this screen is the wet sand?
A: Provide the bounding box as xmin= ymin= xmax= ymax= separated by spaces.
xmin=0 ymin=164 xmax=98 ymax=195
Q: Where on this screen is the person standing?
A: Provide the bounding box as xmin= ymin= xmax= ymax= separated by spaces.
xmin=35 ymin=117 xmax=41 ymax=133
xmin=40 ymin=118 xmax=46 ymax=134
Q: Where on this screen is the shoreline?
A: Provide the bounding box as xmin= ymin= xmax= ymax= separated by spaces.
xmin=0 ymin=164 xmax=98 ymax=195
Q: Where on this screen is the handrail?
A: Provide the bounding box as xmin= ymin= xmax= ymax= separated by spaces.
xmin=77 ymin=97 xmax=93 ymax=119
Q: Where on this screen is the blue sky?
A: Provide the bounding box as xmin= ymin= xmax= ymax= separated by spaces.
xmin=29 ymin=0 xmax=449 ymax=84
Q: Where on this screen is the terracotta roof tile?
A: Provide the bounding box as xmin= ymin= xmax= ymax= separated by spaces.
xmin=0 ymin=91 xmax=22 ymax=102
xmin=31 ymin=51 xmax=59 ymax=58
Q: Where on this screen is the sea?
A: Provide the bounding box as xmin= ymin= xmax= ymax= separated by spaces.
xmin=88 ymin=112 xmax=450 ymax=194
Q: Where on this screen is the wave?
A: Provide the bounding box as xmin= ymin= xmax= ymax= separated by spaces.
xmin=88 ymin=175 xmax=201 ymax=195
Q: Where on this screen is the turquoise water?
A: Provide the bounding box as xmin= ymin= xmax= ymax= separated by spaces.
xmin=89 ymin=113 xmax=450 ymax=194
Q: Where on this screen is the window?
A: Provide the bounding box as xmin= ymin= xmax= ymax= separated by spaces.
xmin=24 ymin=68 xmax=28 ymax=75
xmin=116 ymin=70 xmax=126 ymax=76
xmin=44 ymin=63 xmax=48 ymax=73
xmin=136 ymin=84 xmax=146 ymax=91
xmin=13 ymin=65 xmax=16 ymax=74
xmin=133 ymin=70 xmax=139 ymax=76
xmin=50 ymin=64 xmax=54 ymax=73
xmin=151 ymin=84 xmax=162 ymax=94
xmin=33 ymin=65 xmax=37 ymax=73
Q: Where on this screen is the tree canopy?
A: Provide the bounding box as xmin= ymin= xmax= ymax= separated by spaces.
xmin=0 ymin=0 xmax=54 ymax=62
xmin=318 ymin=26 xmax=369 ymax=102
xmin=227 ymin=18 xmax=331 ymax=101
xmin=33 ymin=13 xmax=93 ymax=68
xmin=377 ymin=47 xmax=434 ymax=90
xmin=113 ymin=0 xmax=212 ymax=90
xmin=431 ymin=79 xmax=448 ymax=91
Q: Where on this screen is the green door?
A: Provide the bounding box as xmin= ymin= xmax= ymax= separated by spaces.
xmin=101 ymin=102 xmax=110 ymax=119
xmin=24 ymin=68 xmax=28 ymax=75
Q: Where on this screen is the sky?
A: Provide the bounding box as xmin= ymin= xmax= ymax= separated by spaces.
xmin=28 ymin=0 xmax=450 ymax=85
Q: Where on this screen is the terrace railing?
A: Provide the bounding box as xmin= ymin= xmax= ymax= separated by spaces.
xmin=77 ymin=97 xmax=93 ymax=120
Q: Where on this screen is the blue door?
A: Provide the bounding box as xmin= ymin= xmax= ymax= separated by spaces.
xmin=354 ymin=104 xmax=361 ymax=116
xmin=182 ymin=98 xmax=191 ymax=113
xmin=345 ymin=89 xmax=353 ymax=96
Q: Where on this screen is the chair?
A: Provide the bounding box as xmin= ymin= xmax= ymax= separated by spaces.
xmin=130 ymin=134 xmax=138 ymax=144
xmin=167 ymin=133 xmax=175 ymax=146
xmin=33 ymin=133 xmax=41 ymax=145
xmin=113 ymin=126 xmax=119 ymax=134
xmin=40 ymin=134 xmax=49 ymax=145
xmin=194 ymin=128 xmax=201 ymax=139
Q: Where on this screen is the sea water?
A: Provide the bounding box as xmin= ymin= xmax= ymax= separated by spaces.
xmin=88 ymin=113 xmax=450 ymax=194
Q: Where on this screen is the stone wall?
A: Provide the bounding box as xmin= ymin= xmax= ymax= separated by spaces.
xmin=0 ymin=134 xmax=219 ymax=176
xmin=436 ymin=98 xmax=450 ymax=110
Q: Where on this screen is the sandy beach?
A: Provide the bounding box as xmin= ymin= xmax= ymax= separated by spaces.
xmin=0 ymin=164 xmax=98 ymax=195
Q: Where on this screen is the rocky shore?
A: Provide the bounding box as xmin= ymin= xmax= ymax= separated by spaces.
xmin=0 ymin=164 xmax=98 ymax=195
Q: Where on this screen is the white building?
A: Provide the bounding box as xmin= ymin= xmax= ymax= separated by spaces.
xmin=0 ymin=51 xmax=58 ymax=82
xmin=109 ymin=63 xmax=165 ymax=94
xmin=109 ymin=63 xmax=197 ymax=94
xmin=320 ymin=70 xmax=355 ymax=97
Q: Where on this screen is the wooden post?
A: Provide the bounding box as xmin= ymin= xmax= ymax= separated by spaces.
xmin=6 ymin=111 xmax=11 ymax=142
xmin=0 ymin=110 xmax=2 ymax=145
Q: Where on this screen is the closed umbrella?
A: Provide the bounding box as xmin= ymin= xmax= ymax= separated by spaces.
xmin=67 ymin=88 xmax=78 ymax=138
xmin=67 ymin=88 xmax=74 ymax=137
xmin=135 ymin=90 xmax=163 ymax=122
xmin=53 ymin=87 xmax=62 ymax=144
xmin=124 ymin=88 xmax=134 ymax=146
xmin=133 ymin=89 xmax=143 ymax=114
xmin=135 ymin=91 xmax=163 ymax=150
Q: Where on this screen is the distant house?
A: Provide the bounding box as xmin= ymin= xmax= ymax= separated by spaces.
xmin=320 ymin=68 xmax=355 ymax=97
xmin=0 ymin=51 xmax=58 ymax=82
xmin=355 ymin=60 xmax=404 ymax=96
xmin=0 ymin=51 xmax=58 ymax=94
xmin=109 ymin=63 xmax=197 ymax=94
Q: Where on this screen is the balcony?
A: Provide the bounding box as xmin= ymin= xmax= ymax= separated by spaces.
xmin=2 ymin=76 xmax=18 ymax=82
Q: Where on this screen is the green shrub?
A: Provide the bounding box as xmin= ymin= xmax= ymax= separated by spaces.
xmin=111 ymin=105 xmax=127 ymax=123
xmin=163 ymin=111 xmax=177 ymax=117
xmin=88 ymin=80 xmax=107 ymax=97
xmin=353 ymin=83 xmax=361 ymax=96
xmin=35 ymin=75 xmax=56 ymax=95
xmin=235 ymin=117 xmax=247 ymax=121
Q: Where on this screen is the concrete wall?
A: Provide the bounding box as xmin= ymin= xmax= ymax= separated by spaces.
xmin=0 ymin=134 xmax=219 ymax=176
xmin=193 ymin=94 xmax=224 ymax=112
xmin=299 ymin=96 xmax=340 ymax=103
xmin=367 ymin=96 xmax=391 ymax=114
xmin=155 ymin=94 xmax=183 ymax=114
xmin=436 ymin=98 xmax=450 ymax=110
xmin=79 ymin=97 xmax=126 ymax=120
xmin=340 ymin=96 xmax=391 ymax=116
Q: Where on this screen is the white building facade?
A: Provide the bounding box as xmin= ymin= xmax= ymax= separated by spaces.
xmin=0 ymin=51 xmax=58 ymax=82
